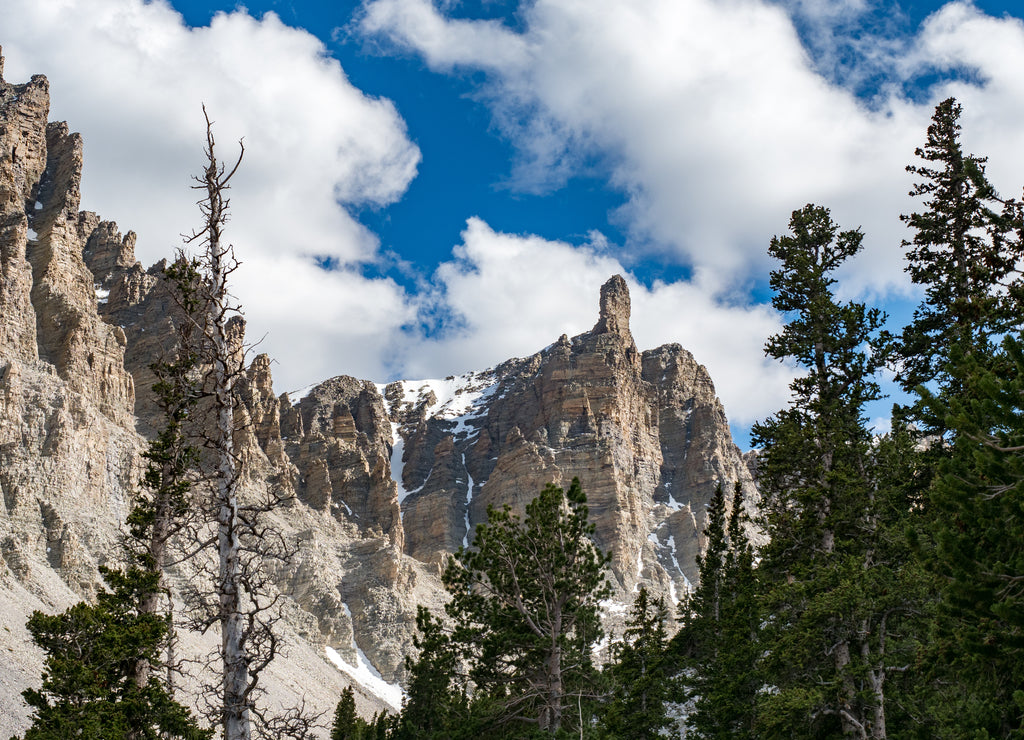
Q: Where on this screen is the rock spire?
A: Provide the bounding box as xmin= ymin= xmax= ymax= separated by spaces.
xmin=593 ymin=274 xmax=632 ymax=338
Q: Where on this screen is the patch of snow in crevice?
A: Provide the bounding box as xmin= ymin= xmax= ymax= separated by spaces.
xmin=389 ymin=422 xmax=410 ymax=508
xmin=27 ymin=228 xmax=38 ymax=241
xmin=663 ymin=481 xmax=687 ymax=512
xmin=95 ymin=286 xmax=110 ymax=304
xmin=656 ymin=533 xmax=691 ymax=606
xmin=34 ymin=200 xmax=43 ymax=210
xmin=462 ymin=452 xmax=474 ymax=548
xmin=682 ymin=572 xmax=693 ymax=592
xmin=325 ymin=646 xmax=403 ymax=711
xmin=325 ymin=604 xmax=404 ymax=710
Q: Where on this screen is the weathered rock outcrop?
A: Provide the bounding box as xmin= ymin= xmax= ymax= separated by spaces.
xmin=377 ymin=275 xmax=757 ymax=601
xmin=0 ymin=51 xmax=139 ymax=601
xmin=0 ymin=51 xmax=758 ymax=736
xmin=0 ymin=54 xmax=411 ymax=735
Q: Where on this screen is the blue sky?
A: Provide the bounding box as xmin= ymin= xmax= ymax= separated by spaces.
xmin=4 ymin=0 xmax=1024 ymax=447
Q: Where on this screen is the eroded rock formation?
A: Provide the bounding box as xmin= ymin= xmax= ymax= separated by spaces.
xmin=0 ymin=51 xmax=758 ymax=735
xmin=377 ymin=275 xmax=757 ymax=600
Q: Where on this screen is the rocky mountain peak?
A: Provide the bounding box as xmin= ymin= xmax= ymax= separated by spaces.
xmin=593 ymin=273 xmax=632 ymax=338
xmin=0 ymin=58 xmax=760 ymax=730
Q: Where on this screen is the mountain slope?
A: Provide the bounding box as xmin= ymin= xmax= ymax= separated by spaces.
xmin=0 ymin=51 xmax=757 ymax=735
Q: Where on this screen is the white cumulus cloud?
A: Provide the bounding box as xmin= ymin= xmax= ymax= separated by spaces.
xmin=400 ymin=218 xmax=791 ymax=426
xmin=356 ymin=0 xmax=1024 ymax=298
xmin=2 ymin=0 xmax=421 ymax=389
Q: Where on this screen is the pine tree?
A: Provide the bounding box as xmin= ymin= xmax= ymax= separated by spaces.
xmin=676 ymin=483 xmax=758 ymax=738
xmin=442 ymin=478 xmax=611 ymax=736
xmin=15 ymin=568 xmax=210 ymax=740
xmin=896 ymin=97 xmax=1019 ymax=395
xmin=331 ymin=686 xmax=372 ymax=740
xmin=898 ymin=97 xmax=1024 ymax=737
xmin=752 ymin=204 xmax=902 ymax=738
xmin=599 ymin=587 xmax=672 ymax=739
xmin=391 ymin=606 xmax=470 ymax=740
xmin=919 ymin=338 xmax=1024 ymax=736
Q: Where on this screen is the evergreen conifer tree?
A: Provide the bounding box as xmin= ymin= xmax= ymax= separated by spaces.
xmin=599 ymin=587 xmax=672 ymax=739
xmin=919 ymin=338 xmax=1024 ymax=736
xmin=898 ymin=97 xmax=1024 ymax=737
xmin=896 ymin=97 xmax=1019 ymax=395
xmin=676 ymin=483 xmax=758 ymax=738
xmin=15 ymin=568 xmax=209 ymax=740
xmin=441 ymin=478 xmax=610 ymax=736
xmin=752 ymin=204 xmax=904 ymax=738
xmin=391 ymin=606 xmax=471 ymax=740
xmin=14 ymin=258 xmax=208 ymax=740
xmin=331 ymin=686 xmax=371 ymax=740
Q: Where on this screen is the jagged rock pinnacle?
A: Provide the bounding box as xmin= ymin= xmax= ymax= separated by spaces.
xmin=593 ymin=274 xmax=631 ymax=337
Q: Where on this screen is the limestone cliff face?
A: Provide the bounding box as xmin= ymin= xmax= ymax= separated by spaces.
xmin=0 ymin=52 xmax=140 ymax=600
xmin=0 ymin=52 xmax=758 ymax=734
xmin=379 ymin=275 xmax=757 ymax=602
xmin=0 ymin=56 xmax=416 ymax=734
xmin=0 ymin=61 xmax=133 ymax=429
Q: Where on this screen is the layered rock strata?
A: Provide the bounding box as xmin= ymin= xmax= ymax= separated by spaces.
xmin=0 ymin=54 xmax=416 ymax=735
xmin=0 ymin=50 xmax=758 ymax=735
xmin=376 ymin=275 xmax=757 ymax=599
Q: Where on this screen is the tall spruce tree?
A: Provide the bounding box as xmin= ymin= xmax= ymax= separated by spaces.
xmin=898 ymin=97 xmax=1024 ymax=737
xmin=896 ymin=97 xmax=1018 ymax=395
xmin=441 ymin=478 xmax=610 ymax=736
xmin=599 ymin=587 xmax=672 ymax=739
xmin=752 ymin=204 xmax=905 ymax=738
xmin=675 ymin=483 xmax=758 ymax=738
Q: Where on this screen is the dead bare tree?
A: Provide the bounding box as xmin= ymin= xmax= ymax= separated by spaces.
xmin=174 ymin=108 xmax=320 ymax=740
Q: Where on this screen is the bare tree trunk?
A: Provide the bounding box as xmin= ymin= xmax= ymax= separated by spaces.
xmin=193 ymin=109 xmax=251 ymax=740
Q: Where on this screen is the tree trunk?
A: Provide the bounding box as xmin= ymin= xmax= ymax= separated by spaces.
xmin=212 ymin=216 xmax=250 ymax=740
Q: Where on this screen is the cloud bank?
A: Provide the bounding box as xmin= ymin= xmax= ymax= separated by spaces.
xmin=5 ymin=0 xmax=1024 ymax=436
xmin=358 ymin=0 xmax=1024 ymax=293
xmin=3 ymin=0 xmax=421 ymax=386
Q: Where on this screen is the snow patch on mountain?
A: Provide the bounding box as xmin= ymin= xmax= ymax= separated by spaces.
xmin=325 ymin=603 xmax=404 ymax=710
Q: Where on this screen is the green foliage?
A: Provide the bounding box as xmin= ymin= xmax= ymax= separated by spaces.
xmin=919 ymin=338 xmax=1024 ymax=737
xmin=896 ymin=96 xmax=1020 ymax=394
xmin=331 ymin=686 xmax=376 ymax=740
xmin=441 ymin=478 xmax=610 ymax=735
xmin=127 ymin=258 xmax=202 ymax=582
xmin=14 ymin=567 xmax=209 ymax=740
xmin=898 ymin=96 xmax=1024 ymax=738
xmin=675 ymin=483 xmax=759 ymax=739
xmin=391 ymin=606 xmax=470 ymax=740
xmin=752 ymin=204 xmax=920 ymax=738
xmin=599 ymin=587 xmax=672 ymax=739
